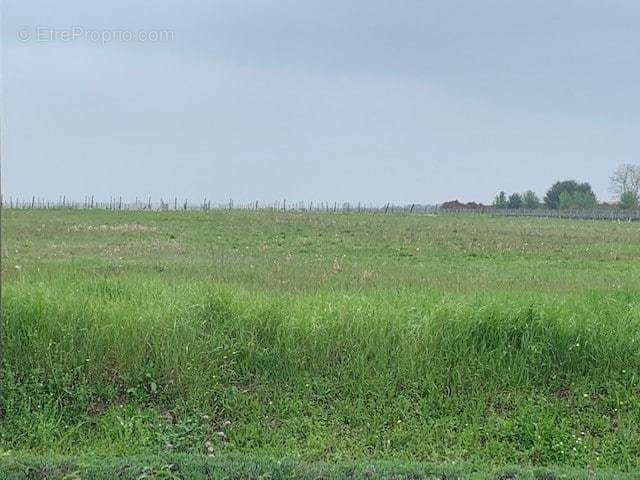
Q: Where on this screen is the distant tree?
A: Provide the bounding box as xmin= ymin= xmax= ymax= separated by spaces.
xmin=619 ymin=191 xmax=639 ymax=210
xmin=610 ymin=164 xmax=640 ymax=197
xmin=521 ymin=190 xmax=541 ymax=209
xmin=493 ymin=191 xmax=508 ymax=209
xmin=507 ymin=193 xmax=523 ymax=209
xmin=557 ymin=192 xmax=573 ymax=210
xmin=557 ymin=190 xmax=598 ymax=210
xmin=544 ymin=180 xmax=597 ymax=209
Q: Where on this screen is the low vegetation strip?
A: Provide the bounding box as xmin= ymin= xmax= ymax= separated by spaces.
xmin=3 ymin=281 xmax=640 ymax=467
xmin=437 ymin=207 xmax=640 ymax=221
xmin=1 ymin=455 xmax=637 ymax=480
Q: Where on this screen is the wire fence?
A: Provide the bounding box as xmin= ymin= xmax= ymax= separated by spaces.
xmin=2 ymin=196 xmax=639 ymax=221
xmin=0 ymin=196 xmax=437 ymax=214
xmin=437 ymin=207 xmax=640 ymax=221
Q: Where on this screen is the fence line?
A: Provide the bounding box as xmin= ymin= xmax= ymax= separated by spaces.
xmin=437 ymin=207 xmax=640 ymax=221
xmin=1 ymin=196 xmax=639 ymax=221
xmin=0 ymin=196 xmax=437 ymax=215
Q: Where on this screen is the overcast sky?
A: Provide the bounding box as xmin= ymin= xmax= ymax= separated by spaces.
xmin=2 ymin=0 xmax=639 ymax=204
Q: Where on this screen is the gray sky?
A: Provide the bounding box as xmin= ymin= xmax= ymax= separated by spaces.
xmin=2 ymin=0 xmax=639 ymax=204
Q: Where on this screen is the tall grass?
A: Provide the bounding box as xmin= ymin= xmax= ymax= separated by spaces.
xmin=4 ymin=279 xmax=639 ymax=395
xmin=2 ymin=278 xmax=640 ymax=466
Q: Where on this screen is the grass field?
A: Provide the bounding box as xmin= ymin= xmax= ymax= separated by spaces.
xmin=1 ymin=209 xmax=640 ymax=478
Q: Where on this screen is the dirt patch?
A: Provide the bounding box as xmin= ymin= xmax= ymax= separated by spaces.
xmin=86 ymin=400 xmax=108 ymax=417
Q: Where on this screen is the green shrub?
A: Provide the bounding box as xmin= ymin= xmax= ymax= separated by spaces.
xmin=619 ymin=191 xmax=639 ymax=210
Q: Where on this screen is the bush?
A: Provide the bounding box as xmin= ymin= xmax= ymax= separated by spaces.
xmin=545 ymin=181 xmax=597 ymax=209
xmin=557 ymin=190 xmax=598 ymax=210
xmin=493 ymin=191 xmax=508 ymax=209
xmin=507 ymin=193 xmax=523 ymax=209
xmin=521 ymin=190 xmax=541 ymax=209
xmin=619 ymin=191 xmax=639 ymax=210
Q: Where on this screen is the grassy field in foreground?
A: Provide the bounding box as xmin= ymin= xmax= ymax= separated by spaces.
xmin=1 ymin=209 xmax=640 ymax=476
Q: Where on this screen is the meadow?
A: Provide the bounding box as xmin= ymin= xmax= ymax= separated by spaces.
xmin=1 ymin=209 xmax=640 ymax=479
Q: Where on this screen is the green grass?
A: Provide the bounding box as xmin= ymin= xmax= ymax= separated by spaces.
xmin=1 ymin=209 xmax=640 ymax=477
xmin=2 ymin=454 xmax=639 ymax=480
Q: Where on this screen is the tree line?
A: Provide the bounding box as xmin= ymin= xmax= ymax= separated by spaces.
xmin=493 ymin=164 xmax=640 ymax=210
